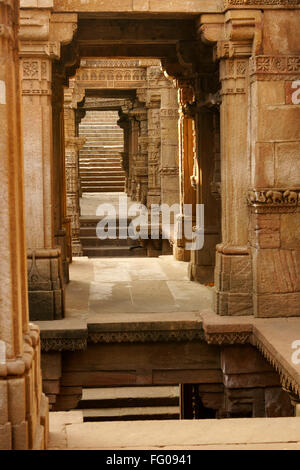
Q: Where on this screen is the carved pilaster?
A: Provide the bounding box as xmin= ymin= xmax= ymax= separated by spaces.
xmin=64 ymin=79 xmax=85 ymax=257
xmin=19 ymin=8 xmax=78 ymax=320
xmin=198 ymin=10 xmax=263 ymax=314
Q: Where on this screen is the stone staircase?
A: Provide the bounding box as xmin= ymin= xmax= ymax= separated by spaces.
xmin=80 ymin=216 xmax=147 ymax=257
xmin=79 ymin=111 xmax=126 ymax=193
xmin=77 ymin=386 xmax=180 ymax=422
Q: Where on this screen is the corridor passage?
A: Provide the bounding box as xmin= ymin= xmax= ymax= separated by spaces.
xmin=65 ymin=255 xmax=214 ymax=321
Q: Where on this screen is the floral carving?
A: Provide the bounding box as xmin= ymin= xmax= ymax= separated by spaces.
xmin=23 ymin=61 xmax=39 ymax=78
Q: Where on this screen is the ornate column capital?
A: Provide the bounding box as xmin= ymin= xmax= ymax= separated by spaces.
xmin=198 ymin=10 xmax=262 ymax=60
xmin=19 ymin=9 xmax=78 ymax=60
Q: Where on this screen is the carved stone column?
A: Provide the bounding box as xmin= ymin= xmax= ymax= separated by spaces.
xmin=64 ymin=81 xmax=85 ymax=257
xmin=174 ymin=80 xmax=197 ymax=262
xmin=145 ymin=89 xmax=161 ymax=207
xmin=159 ymin=78 xmax=180 ymax=209
xmin=131 ymin=102 xmax=148 ymax=205
xmin=189 ymin=77 xmax=221 ymax=284
xmin=0 ymin=0 xmax=48 ymax=449
xmin=199 ymin=11 xmax=262 ymax=314
xmin=19 ymin=9 xmax=78 ymax=320
xmin=117 ymin=112 xmax=130 ymax=194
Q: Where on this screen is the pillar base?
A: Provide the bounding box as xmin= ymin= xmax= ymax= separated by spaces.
xmin=214 ymin=245 xmax=253 ymax=316
xmin=27 ymin=249 xmax=65 ymax=321
xmin=188 ymin=230 xmax=220 ymax=284
xmin=189 ymin=263 xmax=214 ymax=283
xmin=0 ymin=324 xmax=49 ymax=450
xmin=174 ymin=245 xmax=191 ymax=262
xmin=71 ymin=239 xmax=83 ymax=257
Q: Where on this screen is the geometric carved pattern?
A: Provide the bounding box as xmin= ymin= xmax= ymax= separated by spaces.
xmin=81 ymin=59 xmax=141 ymax=68
xmin=204 ymin=331 xmax=252 ymax=345
xmin=77 ymin=68 xmax=146 ymax=85
xmin=88 ymin=330 xmax=205 ymax=344
xmin=225 ymin=0 xmax=300 ymax=5
xmin=250 ymin=55 xmax=300 ymax=81
xmin=41 ymin=338 xmax=87 ymax=352
xmin=40 ymin=329 xmax=206 ymax=350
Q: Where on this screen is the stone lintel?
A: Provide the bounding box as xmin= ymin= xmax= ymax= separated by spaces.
xmin=52 ymin=0 xmax=223 ymax=14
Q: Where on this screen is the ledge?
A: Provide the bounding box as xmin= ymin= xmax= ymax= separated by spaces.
xmin=35 ymin=310 xmax=300 ymax=398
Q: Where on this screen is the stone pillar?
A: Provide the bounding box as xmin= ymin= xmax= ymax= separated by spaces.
xmin=174 ymin=80 xmax=197 ymax=262
xmin=159 ymin=79 xmax=180 ymax=209
xmin=215 ymin=52 xmax=252 ymax=314
xmin=247 ymin=10 xmax=300 ymax=317
xmin=145 ymin=90 xmax=161 ymax=207
xmin=189 ymin=81 xmax=221 ymax=284
xmin=117 ymin=112 xmax=130 ymax=194
xmin=0 ymin=0 xmax=48 ymax=449
xmin=19 ymin=9 xmax=77 ymax=320
xmin=52 ymin=65 xmax=71 ymax=282
xmin=131 ymin=102 xmax=148 ymax=205
xmin=199 ymin=11 xmax=263 ymax=315
xmin=64 ymin=81 xmax=85 ymax=257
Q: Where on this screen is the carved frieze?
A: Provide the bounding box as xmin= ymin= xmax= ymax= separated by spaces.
xmin=224 ymin=0 xmax=300 ymax=6
xmin=160 ymin=108 xmax=179 ymax=119
xmin=220 ymin=57 xmax=248 ymax=94
xmin=250 ymin=55 xmax=300 ymax=81
xmin=81 ymin=59 xmax=141 ymax=68
xmin=88 ymin=329 xmax=205 ymax=344
xmin=21 ymin=57 xmax=52 ymax=95
xmin=76 ymin=67 xmax=147 ymax=87
xmin=205 ymin=331 xmax=252 ymax=345
xmin=248 ymin=189 xmax=300 ymax=213
xmin=159 ymin=167 xmax=179 ymax=176
xmin=41 ymin=337 xmax=87 ymax=352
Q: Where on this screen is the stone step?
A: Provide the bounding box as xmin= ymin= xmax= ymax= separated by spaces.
xmin=82 ymin=123 xmax=119 ymax=126
xmin=80 ymin=162 xmax=123 ymax=166
xmin=81 ymin=145 xmax=123 ymax=149
xmin=49 ymin=415 xmax=300 ymax=450
xmin=80 ymin=151 xmax=122 ymax=155
xmin=82 ymin=142 xmax=123 ymax=146
xmin=80 ymin=167 xmax=123 ymax=172
xmin=78 ymin=111 xmax=125 ymax=194
xmin=80 ymin=176 xmax=125 ymax=182
xmin=81 ymin=187 xmax=125 ymax=193
xmin=79 ymin=125 xmax=122 ymax=130
xmin=79 ymin=386 xmax=179 ymax=408
xmin=80 ymin=167 xmax=124 ymax=173
xmin=79 ymin=131 xmax=124 ymax=136
xmin=80 ymin=236 xmax=136 ymax=247
xmin=82 ymin=407 xmax=179 ymax=422
xmin=81 ymin=180 xmax=125 ymax=186
xmin=80 ymin=161 xmax=123 ymax=165
xmin=80 ymin=216 xmax=135 ymax=226
xmin=82 ymin=246 xmax=148 ymax=257
xmin=82 ymin=137 xmax=124 ymax=142
xmin=80 ymin=156 xmax=123 ymax=160
xmin=80 ymin=173 xmax=125 ymax=179
xmin=80 ymin=166 xmax=123 ymax=170
xmin=80 ymin=156 xmax=122 ymax=160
